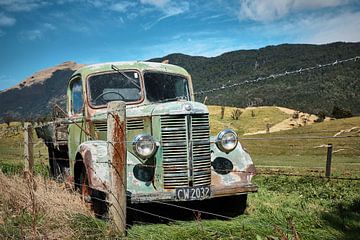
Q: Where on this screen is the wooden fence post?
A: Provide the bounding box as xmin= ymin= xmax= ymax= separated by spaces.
xmin=107 ymin=101 xmax=127 ymax=235
xmin=24 ymin=122 xmax=34 ymax=175
xmin=325 ymin=144 xmax=333 ymax=177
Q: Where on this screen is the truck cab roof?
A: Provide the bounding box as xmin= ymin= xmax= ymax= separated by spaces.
xmin=73 ymin=61 xmax=191 ymax=78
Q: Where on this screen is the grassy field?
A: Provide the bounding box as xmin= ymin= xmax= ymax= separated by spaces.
xmin=240 ymin=116 xmax=360 ymax=177
xmin=1 ymin=173 xmax=358 ymax=239
xmin=0 ymin=107 xmax=359 ymax=239
xmin=0 ymin=122 xmax=48 ymax=175
xmin=208 ymin=105 xmax=290 ymax=135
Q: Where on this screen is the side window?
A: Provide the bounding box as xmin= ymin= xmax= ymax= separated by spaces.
xmin=71 ymin=78 xmax=83 ymax=114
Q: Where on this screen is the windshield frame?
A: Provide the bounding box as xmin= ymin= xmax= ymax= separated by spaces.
xmin=86 ymin=69 xmax=145 ymax=109
xmin=143 ymin=70 xmax=191 ymax=103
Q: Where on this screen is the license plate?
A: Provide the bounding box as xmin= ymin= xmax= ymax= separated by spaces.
xmin=175 ymin=186 xmax=211 ymax=201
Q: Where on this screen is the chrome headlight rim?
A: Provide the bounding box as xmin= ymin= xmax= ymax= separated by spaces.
xmin=216 ymin=129 xmax=238 ymax=153
xmin=132 ymin=134 xmax=157 ymax=159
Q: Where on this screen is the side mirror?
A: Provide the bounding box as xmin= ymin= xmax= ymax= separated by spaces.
xmin=52 ymin=104 xmax=68 ymax=120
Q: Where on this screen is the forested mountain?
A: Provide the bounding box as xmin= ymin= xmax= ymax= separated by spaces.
xmin=0 ymin=62 xmax=83 ymax=121
xmin=0 ymin=42 xmax=359 ymax=121
xmin=151 ymin=42 xmax=360 ymax=115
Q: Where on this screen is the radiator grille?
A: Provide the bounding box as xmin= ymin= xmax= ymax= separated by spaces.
xmin=191 ymin=115 xmax=211 ymax=186
xmin=93 ymin=119 xmax=144 ymax=132
xmin=126 ymin=119 xmax=144 ymax=130
xmin=161 ymin=114 xmax=211 ymax=189
xmin=94 ymin=122 xmax=107 ymax=132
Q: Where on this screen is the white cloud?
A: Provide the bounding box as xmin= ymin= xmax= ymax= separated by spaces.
xmin=140 ymin=0 xmax=169 ymax=8
xmin=0 ymin=0 xmax=47 ymax=12
xmin=140 ymin=0 xmax=190 ymax=30
xmin=19 ymin=22 xmax=56 ymax=41
xmin=139 ymin=33 xmax=257 ymax=59
xmin=301 ymin=11 xmax=360 ymax=44
xmin=238 ymin=0 xmax=351 ymax=22
xmin=110 ymin=1 xmax=136 ymax=12
xmin=20 ymin=29 xmax=42 ymax=40
xmin=246 ymin=10 xmax=360 ymax=45
xmin=43 ymin=23 xmax=56 ymax=30
xmin=0 ymin=12 xmax=16 ymax=26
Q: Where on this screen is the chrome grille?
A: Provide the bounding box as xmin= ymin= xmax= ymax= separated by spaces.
xmin=192 ymin=115 xmax=211 ymax=186
xmin=161 ymin=115 xmax=188 ymax=188
xmin=161 ymin=114 xmax=211 ymax=189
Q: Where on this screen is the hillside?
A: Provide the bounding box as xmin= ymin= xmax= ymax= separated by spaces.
xmin=208 ymin=105 xmax=319 ymax=136
xmin=0 ymin=42 xmax=359 ymax=120
xmin=0 ymin=62 xmax=83 ymax=120
xmin=151 ymin=42 xmax=360 ymax=115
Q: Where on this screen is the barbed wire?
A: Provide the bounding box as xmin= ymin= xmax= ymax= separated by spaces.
xmin=194 ymin=56 xmax=360 ymax=95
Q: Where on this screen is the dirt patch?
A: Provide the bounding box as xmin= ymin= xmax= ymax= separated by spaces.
xmin=244 ymin=107 xmax=319 ymax=135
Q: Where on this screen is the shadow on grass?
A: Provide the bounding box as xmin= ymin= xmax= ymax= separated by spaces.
xmin=127 ymin=195 xmax=247 ymax=225
xmin=321 ymin=198 xmax=360 ymax=240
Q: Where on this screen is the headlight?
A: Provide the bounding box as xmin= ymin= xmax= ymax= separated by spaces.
xmin=216 ymin=129 xmax=238 ymax=153
xmin=133 ymin=134 xmax=157 ymax=159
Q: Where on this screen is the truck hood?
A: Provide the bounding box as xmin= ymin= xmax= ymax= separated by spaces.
xmin=91 ymin=101 xmax=209 ymax=121
xmin=130 ymin=100 xmax=208 ymax=117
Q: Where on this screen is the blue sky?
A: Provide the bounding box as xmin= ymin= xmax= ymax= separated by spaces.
xmin=0 ymin=0 xmax=359 ymax=90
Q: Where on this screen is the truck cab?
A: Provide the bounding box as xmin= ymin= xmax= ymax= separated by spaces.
xmin=37 ymin=61 xmax=257 ymax=217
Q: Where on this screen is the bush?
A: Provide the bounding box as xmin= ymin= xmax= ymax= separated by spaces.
xmin=231 ymin=108 xmax=242 ymax=120
xmin=315 ymin=111 xmax=326 ymax=122
xmin=332 ymin=106 xmax=352 ymax=119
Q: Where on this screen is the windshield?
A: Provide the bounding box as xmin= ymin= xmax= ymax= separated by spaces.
xmin=88 ymin=71 xmax=141 ymax=106
xmin=144 ymin=72 xmax=190 ymax=102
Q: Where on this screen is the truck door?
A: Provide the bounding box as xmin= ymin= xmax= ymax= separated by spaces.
xmin=67 ymin=75 xmax=86 ymax=161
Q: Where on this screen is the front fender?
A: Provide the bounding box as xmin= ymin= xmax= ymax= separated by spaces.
xmin=76 ymin=140 xmax=157 ymax=195
xmin=210 ymin=137 xmax=257 ymax=196
xmin=76 ymin=141 xmax=110 ymax=192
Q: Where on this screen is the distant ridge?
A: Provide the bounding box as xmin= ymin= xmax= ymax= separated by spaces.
xmin=0 ymin=61 xmax=84 ymax=120
xmin=150 ymin=42 xmax=360 ymax=115
xmin=0 ymin=42 xmax=359 ymax=121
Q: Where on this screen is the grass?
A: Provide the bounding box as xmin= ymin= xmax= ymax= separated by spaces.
xmin=0 ymin=107 xmax=359 ymax=239
xmin=240 ymin=116 xmax=360 ymax=177
xmin=1 ymin=173 xmax=359 ymax=239
xmin=125 ymin=175 xmax=360 ymax=240
xmin=0 ymin=122 xmax=48 ymax=175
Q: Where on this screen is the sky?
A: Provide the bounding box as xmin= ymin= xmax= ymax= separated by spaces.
xmin=0 ymin=0 xmax=360 ymax=91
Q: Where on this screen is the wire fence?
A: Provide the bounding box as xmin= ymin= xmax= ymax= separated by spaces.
xmin=0 ymin=135 xmax=359 ymax=179
xmin=0 ymin=55 xmax=359 ymax=239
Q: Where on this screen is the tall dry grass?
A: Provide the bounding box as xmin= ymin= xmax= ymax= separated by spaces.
xmin=0 ymin=171 xmax=92 ymax=239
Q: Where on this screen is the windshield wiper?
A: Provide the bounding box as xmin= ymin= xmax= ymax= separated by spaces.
xmin=111 ymin=65 xmax=141 ymax=89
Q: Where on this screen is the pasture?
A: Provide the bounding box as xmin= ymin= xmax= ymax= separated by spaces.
xmin=0 ymin=106 xmax=359 ymax=239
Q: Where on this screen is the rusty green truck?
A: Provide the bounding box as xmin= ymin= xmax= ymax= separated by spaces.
xmin=36 ymin=61 xmax=257 ymax=217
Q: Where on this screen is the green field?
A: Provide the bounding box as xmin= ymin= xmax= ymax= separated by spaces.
xmin=0 ymin=111 xmax=359 ymax=239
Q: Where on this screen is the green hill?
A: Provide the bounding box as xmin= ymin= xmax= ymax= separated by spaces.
xmin=151 ymin=42 xmax=360 ymax=115
xmin=0 ymin=42 xmax=359 ymax=121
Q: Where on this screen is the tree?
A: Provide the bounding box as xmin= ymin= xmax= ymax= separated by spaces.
xmin=231 ymin=108 xmax=242 ymax=120
xmin=332 ymin=106 xmax=352 ymax=119
xmin=220 ymin=106 xmax=225 ymax=119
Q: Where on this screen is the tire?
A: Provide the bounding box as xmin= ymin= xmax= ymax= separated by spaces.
xmin=78 ymin=166 xmax=108 ymax=219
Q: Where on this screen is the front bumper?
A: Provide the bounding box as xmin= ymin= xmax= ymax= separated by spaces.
xmin=129 ymin=182 xmax=258 ymax=203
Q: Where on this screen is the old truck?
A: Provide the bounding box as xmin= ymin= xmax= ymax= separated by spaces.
xmin=36 ymin=61 xmax=257 ymax=217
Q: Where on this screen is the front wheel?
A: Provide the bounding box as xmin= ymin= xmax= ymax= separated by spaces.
xmin=78 ymin=167 xmax=108 ymax=219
